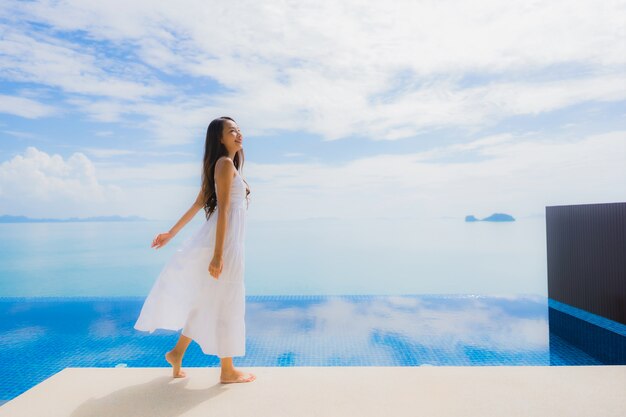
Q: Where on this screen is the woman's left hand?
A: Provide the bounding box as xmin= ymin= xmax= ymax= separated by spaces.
xmin=152 ymin=232 xmax=174 ymax=249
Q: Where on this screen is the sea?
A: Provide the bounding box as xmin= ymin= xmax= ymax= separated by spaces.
xmin=0 ymin=216 xmax=547 ymax=297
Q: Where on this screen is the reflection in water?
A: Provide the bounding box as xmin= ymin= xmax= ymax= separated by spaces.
xmin=0 ymin=294 xmax=604 ymax=402
xmin=244 ymin=295 xmax=550 ymax=366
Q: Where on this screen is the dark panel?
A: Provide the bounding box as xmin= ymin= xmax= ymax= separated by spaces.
xmin=546 ymin=202 xmax=626 ymax=325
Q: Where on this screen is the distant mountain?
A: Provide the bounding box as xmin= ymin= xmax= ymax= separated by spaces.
xmin=483 ymin=213 xmax=515 ymax=222
xmin=465 ymin=213 xmax=515 ymax=222
xmin=0 ymin=215 xmax=149 ymax=223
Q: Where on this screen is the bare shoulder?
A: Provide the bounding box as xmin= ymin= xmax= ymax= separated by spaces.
xmin=216 ymin=156 xmax=233 ymax=167
xmin=215 ymin=157 xmax=235 ymax=179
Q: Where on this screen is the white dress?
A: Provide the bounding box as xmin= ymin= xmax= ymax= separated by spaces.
xmin=134 ymin=169 xmax=248 ymax=357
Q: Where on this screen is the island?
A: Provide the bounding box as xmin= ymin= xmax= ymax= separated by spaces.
xmin=465 ymin=213 xmax=515 ymax=222
xmin=0 ymin=215 xmax=149 ymax=223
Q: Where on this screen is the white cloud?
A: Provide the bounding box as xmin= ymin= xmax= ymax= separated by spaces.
xmin=355 ymin=75 xmax=626 ymax=141
xmin=54 ymin=72 xmax=626 ymax=145
xmin=2 ymin=130 xmax=623 ymax=221
xmin=0 ymin=146 xmax=201 ymax=219
xmin=0 ymin=25 xmax=167 ymax=100
xmin=84 ymin=130 xmax=626 ymax=221
xmin=446 ymin=133 xmax=515 ymax=152
xmin=0 ymin=94 xmax=57 ymax=118
xmin=0 ymin=0 xmax=623 ymax=143
xmin=247 ymin=296 xmax=548 ymax=364
xmin=0 ymin=147 xmax=122 ymax=217
xmin=5 ymin=147 xmax=335 ymax=219
xmin=242 ymin=130 xmax=626 ymax=220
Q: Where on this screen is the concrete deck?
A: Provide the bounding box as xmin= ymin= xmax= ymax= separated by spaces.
xmin=1 ymin=366 xmax=625 ymax=417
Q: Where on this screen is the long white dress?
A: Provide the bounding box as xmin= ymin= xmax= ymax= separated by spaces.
xmin=134 ymin=169 xmax=248 ymax=357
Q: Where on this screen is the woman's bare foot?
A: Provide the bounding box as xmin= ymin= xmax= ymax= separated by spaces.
xmin=165 ymin=351 xmax=186 ymax=378
xmin=220 ymin=369 xmax=256 ymax=384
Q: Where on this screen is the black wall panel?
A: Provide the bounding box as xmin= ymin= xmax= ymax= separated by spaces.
xmin=546 ymin=202 xmax=626 ymax=325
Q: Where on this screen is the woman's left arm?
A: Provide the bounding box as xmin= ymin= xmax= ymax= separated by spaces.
xmin=167 ymin=189 xmax=205 ymax=237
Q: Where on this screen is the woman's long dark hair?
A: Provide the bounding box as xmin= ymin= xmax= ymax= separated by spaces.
xmin=201 ymin=116 xmax=250 ymax=220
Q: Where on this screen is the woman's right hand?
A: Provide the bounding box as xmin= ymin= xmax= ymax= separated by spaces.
xmin=209 ymin=254 xmax=223 ymax=279
xmin=152 ymin=232 xmax=174 ymax=249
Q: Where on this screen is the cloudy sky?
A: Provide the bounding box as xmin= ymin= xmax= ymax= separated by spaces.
xmin=0 ymin=0 xmax=624 ymax=221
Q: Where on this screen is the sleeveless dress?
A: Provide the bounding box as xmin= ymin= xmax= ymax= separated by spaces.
xmin=134 ymin=168 xmax=248 ymax=358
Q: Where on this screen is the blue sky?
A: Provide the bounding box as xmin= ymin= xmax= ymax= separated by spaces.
xmin=0 ymin=0 xmax=625 ymax=221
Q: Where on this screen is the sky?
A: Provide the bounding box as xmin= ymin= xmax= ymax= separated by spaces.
xmin=0 ymin=0 xmax=625 ymax=222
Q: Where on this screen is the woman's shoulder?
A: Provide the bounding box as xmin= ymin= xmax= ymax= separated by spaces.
xmin=216 ymin=156 xmax=234 ymax=166
xmin=215 ymin=156 xmax=235 ymax=170
xmin=215 ymin=157 xmax=236 ymax=179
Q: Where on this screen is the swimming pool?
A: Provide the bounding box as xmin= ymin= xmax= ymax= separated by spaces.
xmin=1 ymin=294 xmax=621 ymax=403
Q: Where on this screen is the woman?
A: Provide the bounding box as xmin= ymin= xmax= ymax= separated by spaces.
xmin=134 ymin=116 xmax=255 ymax=384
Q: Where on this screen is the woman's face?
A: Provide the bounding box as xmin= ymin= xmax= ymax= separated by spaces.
xmin=221 ymin=119 xmax=243 ymax=150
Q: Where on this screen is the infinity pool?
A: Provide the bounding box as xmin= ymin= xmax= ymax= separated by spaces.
xmin=0 ymin=294 xmax=618 ymax=403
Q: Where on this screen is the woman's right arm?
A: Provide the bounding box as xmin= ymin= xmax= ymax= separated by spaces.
xmin=208 ymin=157 xmax=235 ymax=279
xmin=212 ymin=157 xmax=235 ymax=258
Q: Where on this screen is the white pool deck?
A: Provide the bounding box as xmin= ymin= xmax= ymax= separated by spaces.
xmin=1 ymin=366 xmax=625 ymax=417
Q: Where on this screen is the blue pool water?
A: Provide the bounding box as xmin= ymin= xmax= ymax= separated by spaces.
xmin=1 ymin=294 xmax=620 ymax=403
xmin=2 ymin=220 xmax=623 ymax=404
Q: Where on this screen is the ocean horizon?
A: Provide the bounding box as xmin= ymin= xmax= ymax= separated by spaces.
xmin=0 ymin=215 xmax=547 ymax=298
